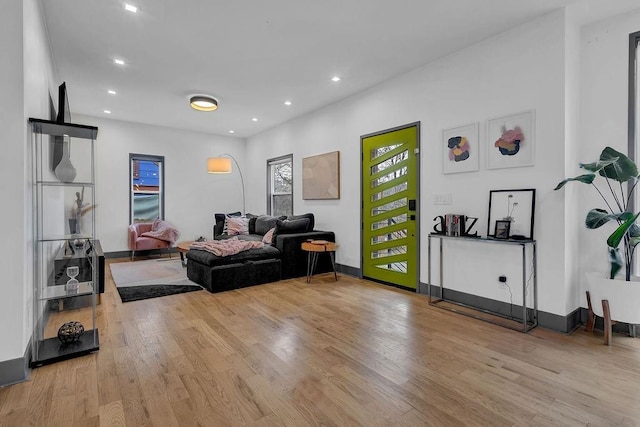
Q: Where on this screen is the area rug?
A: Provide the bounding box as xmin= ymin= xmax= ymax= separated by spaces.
xmin=110 ymin=259 xmax=203 ymax=302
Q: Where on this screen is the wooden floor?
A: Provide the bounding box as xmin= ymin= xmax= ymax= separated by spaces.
xmin=2 ymin=259 xmax=640 ymax=426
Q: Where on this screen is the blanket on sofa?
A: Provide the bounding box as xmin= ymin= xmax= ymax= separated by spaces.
xmin=190 ymin=237 xmax=263 ymax=257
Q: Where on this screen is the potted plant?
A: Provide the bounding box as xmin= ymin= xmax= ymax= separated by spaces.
xmin=555 ymin=146 xmax=640 ymax=342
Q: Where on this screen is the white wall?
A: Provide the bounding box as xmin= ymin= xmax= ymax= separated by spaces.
xmin=247 ymin=10 xmax=571 ymax=316
xmin=74 ymin=114 xmax=247 ymax=252
xmin=0 ymin=0 xmax=56 ymax=363
xmin=578 ymin=10 xmax=640 ymax=293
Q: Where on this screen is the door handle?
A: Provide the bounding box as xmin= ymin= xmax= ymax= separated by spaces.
xmin=408 ymin=199 xmax=416 ymax=211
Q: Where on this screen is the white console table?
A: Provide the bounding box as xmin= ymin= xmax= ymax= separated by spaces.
xmin=427 ymin=233 xmax=538 ymax=333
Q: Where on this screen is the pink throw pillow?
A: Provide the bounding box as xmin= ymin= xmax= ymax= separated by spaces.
xmin=262 ymin=227 xmax=275 ymax=244
xmin=226 ymin=217 xmax=249 ymax=235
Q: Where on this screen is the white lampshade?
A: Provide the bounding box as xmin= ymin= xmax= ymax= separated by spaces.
xmin=207 ymin=157 xmax=232 ymax=173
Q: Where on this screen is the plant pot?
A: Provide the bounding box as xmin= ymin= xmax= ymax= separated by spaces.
xmin=585 ymin=272 xmax=640 ymax=324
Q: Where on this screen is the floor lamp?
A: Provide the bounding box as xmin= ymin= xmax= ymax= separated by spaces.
xmin=207 ymin=154 xmax=246 ymax=214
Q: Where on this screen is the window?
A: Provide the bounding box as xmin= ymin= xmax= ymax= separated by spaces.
xmin=267 ymin=154 xmax=293 ymax=216
xmin=130 ymin=154 xmax=164 ymax=223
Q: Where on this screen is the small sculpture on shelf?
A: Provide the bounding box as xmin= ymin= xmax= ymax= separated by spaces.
xmin=69 ymin=186 xmax=95 ymax=238
xmin=57 ymin=321 xmax=84 ymax=344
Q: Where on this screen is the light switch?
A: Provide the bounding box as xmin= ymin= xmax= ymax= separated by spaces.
xmin=433 ymin=193 xmax=452 ymax=205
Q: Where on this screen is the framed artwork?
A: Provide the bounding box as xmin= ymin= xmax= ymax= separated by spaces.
xmin=302 ymin=151 xmax=340 ymax=199
xmin=442 ymin=123 xmax=479 ymax=174
xmin=486 ymin=110 xmax=535 ymax=169
xmin=494 ymin=220 xmax=511 ymax=239
xmin=487 ymin=188 xmax=536 ymax=240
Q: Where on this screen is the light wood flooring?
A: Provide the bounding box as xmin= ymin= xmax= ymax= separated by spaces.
xmin=2 ymin=258 xmax=640 ymax=426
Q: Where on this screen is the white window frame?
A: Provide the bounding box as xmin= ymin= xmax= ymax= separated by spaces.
xmin=267 ymin=154 xmax=293 ymax=216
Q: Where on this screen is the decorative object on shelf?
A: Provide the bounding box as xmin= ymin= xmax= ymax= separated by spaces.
xmin=65 ymin=266 xmax=80 ymax=292
xmin=54 ymin=135 xmax=77 ymax=182
xmin=63 ymin=240 xmax=76 ymax=257
xmin=57 ymin=321 xmax=84 ymax=344
xmin=69 ymin=186 xmax=94 ymax=235
xmin=433 ymin=214 xmax=479 ymax=237
xmin=487 ymin=189 xmax=535 ymax=239
xmin=442 ymin=123 xmax=479 ymax=174
xmin=302 ymin=151 xmax=340 ymax=199
xmin=494 ymin=220 xmax=511 ymax=239
xmin=486 ymin=110 xmax=535 ymax=169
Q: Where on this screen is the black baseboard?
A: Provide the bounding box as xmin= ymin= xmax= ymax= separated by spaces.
xmin=336 ymin=263 xmax=361 ymax=277
xmin=418 ymin=283 xmax=581 ymax=334
xmin=0 ymin=339 xmax=31 ymax=387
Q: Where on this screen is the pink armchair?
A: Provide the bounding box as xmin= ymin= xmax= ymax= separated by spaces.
xmin=128 ymin=222 xmax=173 ymax=260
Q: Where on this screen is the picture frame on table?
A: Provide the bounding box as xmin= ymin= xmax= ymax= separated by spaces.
xmin=486 ymin=110 xmax=535 ymax=170
xmin=487 ymin=188 xmax=536 ymax=240
xmin=442 ymin=122 xmax=479 ymax=174
xmin=494 ymin=220 xmax=511 ymax=239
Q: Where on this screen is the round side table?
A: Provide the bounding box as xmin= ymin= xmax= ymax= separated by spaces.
xmin=301 ymin=240 xmax=338 ymax=283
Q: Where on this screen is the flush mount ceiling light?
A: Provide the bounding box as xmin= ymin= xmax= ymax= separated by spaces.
xmin=190 ymin=95 xmax=218 ymax=112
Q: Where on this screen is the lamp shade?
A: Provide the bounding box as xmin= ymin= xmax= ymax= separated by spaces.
xmin=207 ymin=157 xmax=232 ymax=173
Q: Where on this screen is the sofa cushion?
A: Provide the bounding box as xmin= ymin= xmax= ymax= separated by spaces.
xmin=255 ymin=215 xmax=285 ymax=235
xmin=187 ymin=244 xmax=280 ymax=267
xmin=273 ymin=218 xmax=310 ymax=243
xmin=246 ymin=213 xmax=259 ymax=234
xmin=217 ymin=234 xmax=262 ymax=242
xmin=214 ymin=211 xmax=241 ymax=237
xmin=262 ymin=227 xmax=275 ymax=244
xmin=226 ymin=216 xmax=250 ymax=235
xmin=287 ymin=213 xmax=315 ymax=232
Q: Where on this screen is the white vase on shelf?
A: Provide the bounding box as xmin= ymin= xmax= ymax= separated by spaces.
xmin=54 ymin=135 xmax=76 ymax=182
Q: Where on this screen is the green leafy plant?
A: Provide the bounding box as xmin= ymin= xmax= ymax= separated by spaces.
xmin=555 ymin=147 xmax=640 ymax=280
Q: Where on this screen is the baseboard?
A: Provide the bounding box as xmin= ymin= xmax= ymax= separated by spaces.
xmin=0 ymin=339 xmax=31 ymax=387
xmin=336 ymin=263 xmax=361 ymax=277
xmin=418 ymin=283 xmax=581 ymax=334
xmin=105 ymin=248 xmax=178 ymax=259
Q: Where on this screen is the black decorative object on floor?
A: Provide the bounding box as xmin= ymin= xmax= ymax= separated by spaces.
xmin=117 ymin=284 xmax=203 ymax=303
xmin=57 ymin=321 xmax=84 ymax=344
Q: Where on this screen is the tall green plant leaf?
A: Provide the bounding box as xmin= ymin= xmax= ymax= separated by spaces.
xmin=581 ymin=147 xmax=638 ymax=183
xmin=607 ymin=212 xmax=640 ymax=248
xmin=554 ymin=174 xmax=595 ymax=190
xmin=585 ymin=209 xmax=633 ymax=229
xmin=608 ymin=247 xmax=623 ymax=279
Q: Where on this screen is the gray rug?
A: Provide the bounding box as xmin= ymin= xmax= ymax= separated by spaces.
xmin=110 ymin=259 xmax=203 ymax=302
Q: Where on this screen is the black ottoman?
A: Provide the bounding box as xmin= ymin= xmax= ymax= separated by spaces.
xmin=186 ymin=245 xmax=281 ymax=293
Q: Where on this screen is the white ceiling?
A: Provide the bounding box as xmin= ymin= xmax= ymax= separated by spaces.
xmin=40 ymin=0 xmax=633 ymax=138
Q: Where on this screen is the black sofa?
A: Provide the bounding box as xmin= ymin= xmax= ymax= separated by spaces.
xmin=186 ymin=213 xmax=335 ymax=293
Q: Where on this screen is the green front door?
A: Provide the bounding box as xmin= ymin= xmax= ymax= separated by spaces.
xmin=361 ymin=123 xmax=419 ymax=289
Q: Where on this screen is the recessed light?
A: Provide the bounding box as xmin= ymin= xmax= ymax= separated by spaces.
xmin=331 ymin=76 xmax=341 ymax=82
xmin=108 ymin=90 xmax=117 ymax=95
xmin=229 ymin=130 xmax=235 ymax=134
xmin=104 ymin=110 xmax=111 ymax=114
xmin=124 ymin=3 xmax=138 ymax=13
xmin=252 ymin=117 xmax=258 ymax=122
xmin=284 ymin=101 xmax=292 ymax=106
xmin=113 ymin=58 xmax=125 ymax=66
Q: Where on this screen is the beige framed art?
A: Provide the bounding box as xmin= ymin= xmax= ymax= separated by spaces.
xmin=302 ymin=150 xmax=340 ymax=199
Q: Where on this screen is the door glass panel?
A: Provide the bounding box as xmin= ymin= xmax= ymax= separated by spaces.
xmin=371 ymin=198 xmax=407 ymax=216
xmin=371 ymin=214 xmax=407 ymax=230
xmin=371 ymin=246 xmax=407 ymax=258
xmin=374 ymin=262 xmax=408 ymax=274
xmin=371 ymin=166 xmax=408 ymax=188
xmin=370 ymin=150 xmax=409 ymax=175
xmin=372 ymin=229 xmax=407 ymax=245
xmin=372 ymin=182 xmax=408 ymax=202
xmin=371 ymin=144 xmax=402 ymax=160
